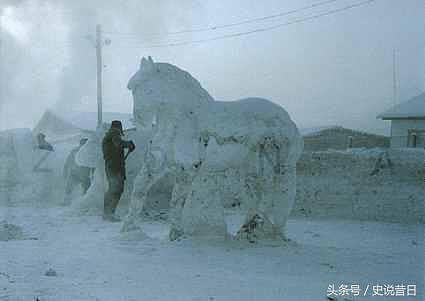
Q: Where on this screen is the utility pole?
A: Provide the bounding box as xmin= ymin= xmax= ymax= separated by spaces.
xmin=0 ymin=13 xmax=3 ymax=126
xmin=392 ymin=49 xmax=398 ymax=105
xmin=96 ymin=24 xmax=103 ymax=128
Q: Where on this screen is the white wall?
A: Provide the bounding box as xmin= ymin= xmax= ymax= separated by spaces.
xmin=391 ymin=119 xmax=425 ymax=148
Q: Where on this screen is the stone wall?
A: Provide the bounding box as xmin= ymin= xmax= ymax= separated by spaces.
xmin=293 ymin=148 xmax=425 ymax=224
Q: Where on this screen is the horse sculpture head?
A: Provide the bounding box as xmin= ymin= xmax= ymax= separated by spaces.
xmin=127 ymin=56 xmax=213 ymax=132
xmin=127 ymin=57 xmax=215 ymax=167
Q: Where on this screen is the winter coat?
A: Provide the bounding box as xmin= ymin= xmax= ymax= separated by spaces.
xmin=102 ymin=128 xmax=132 ymax=175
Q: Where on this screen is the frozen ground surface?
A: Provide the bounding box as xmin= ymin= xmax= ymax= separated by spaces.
xmin=0 ymin=206 xmax=423 ymax=301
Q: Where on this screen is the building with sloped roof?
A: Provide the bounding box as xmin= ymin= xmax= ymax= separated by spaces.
xmin=377 ymin=92 xmax=425 ymax=148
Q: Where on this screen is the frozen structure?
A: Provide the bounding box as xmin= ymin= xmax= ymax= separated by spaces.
xmin=0 ymin=128 xmax=70 ymax=206
xmin=0 ymin=129 xmax=32 ymax=204
xmin=68 ymin=130 xmax=105 ymax=214
xmin=123 ymin=57 xmax=303 ymax=241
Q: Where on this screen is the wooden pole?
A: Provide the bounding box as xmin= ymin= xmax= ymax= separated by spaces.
xmin=0 ymin=14 xmax=3 ymax=125
xmin=96 ymin=24 xmax=103 ymax=128
xmin=392 ymin=49 xmax=398 ymax=106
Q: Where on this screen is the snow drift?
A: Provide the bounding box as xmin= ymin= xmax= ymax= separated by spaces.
xmin=293 ymin=148 xmax=425 ymax=223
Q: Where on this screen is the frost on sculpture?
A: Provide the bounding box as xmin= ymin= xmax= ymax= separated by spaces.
xmin=123 ymin=56 xmax=303 ymax=241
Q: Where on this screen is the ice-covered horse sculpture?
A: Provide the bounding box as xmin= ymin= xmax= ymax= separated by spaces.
xmin=123 ymin=57 xmax=303 ymax=241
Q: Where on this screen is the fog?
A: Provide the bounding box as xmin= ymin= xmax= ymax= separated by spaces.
xmin=0 ymin=0 xmax=423 ymax=134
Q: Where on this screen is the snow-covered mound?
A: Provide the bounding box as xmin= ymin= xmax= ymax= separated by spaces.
xmin=69 ymin=130 xmax=106 ymax=215
xmin=0 ymin=128 xmax=52 ymax=204
xmin=0 ymin=128 xmax=87 ymax=206
xmin=124 ymin=57 xmax=303 ymax=241
xmin=294 ymin=148 xmax=425 ymax=223
xmin=0 ymin=129 xmax=22 ymax=204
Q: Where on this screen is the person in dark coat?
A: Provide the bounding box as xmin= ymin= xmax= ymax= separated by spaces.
xmin=102 ymin=120 xmax=135 ymax=221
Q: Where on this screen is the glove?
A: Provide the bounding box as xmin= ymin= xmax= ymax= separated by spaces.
xmin=128 ymin=140 xmax=136 ymax=152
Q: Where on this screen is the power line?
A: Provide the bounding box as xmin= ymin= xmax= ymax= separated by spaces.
xmin=103 ymin=0 xmax=342 ymax=38
xmin=112 ymin=0 xmax=376 ymax=49
xmin=2 ymin=0 xmax=377 ymax=53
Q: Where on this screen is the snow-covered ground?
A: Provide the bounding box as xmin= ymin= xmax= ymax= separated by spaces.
xmin=1 ymin=206 xmax=422 ymax=301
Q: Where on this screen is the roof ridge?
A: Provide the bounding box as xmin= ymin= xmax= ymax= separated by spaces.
xmin=377 ymin=92 xmax=425 ymax=119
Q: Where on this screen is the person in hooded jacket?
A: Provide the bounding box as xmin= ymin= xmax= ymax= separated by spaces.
xmin=102 ymin=120 xmax=135 ymax=221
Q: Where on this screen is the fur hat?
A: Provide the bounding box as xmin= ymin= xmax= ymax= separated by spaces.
xmin=111 ymin=120 xmax=123 ymax=133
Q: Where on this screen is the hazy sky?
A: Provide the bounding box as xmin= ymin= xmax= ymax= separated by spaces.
xmin=0 ymin=0 xmax=423 ymax=134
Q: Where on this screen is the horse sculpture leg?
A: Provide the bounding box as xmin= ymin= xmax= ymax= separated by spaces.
xmin=169 ymin=167 xmax=193 ymax=240
xmin=122 ymin=165 xmax=169 ymax=232
xmin=181 ymin=170 xmax=228 ymax=239
xmin=236 ymin=137 xmax=293 ymax=241
xmin=258 ymin=139 xmax=294 ymax=240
